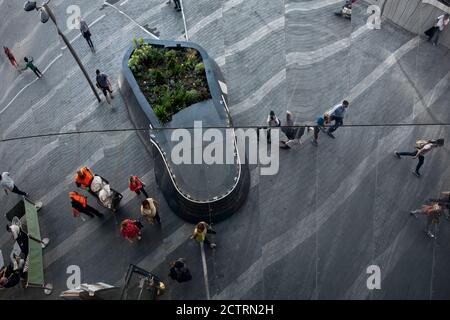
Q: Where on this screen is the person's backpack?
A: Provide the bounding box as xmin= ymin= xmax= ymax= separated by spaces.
xmin=415 ymin=139 xmax=429 ymax=149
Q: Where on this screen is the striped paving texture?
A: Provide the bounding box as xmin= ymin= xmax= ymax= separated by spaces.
xmin=1 ymin=0 xmax=450 ymax=299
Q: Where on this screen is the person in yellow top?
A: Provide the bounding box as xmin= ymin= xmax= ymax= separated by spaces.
xmin=191 ymin=221 xmax=216 ymax=249
xmin=140 ymin=198 xmax=161 ymax=225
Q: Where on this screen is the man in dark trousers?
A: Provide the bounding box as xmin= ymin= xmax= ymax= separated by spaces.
xmin=395 ymin=139 xmax=444 ymax=177
xmin=327 ymin=100 xmax=349 ymax=138
xmin=95 ymin=69 xmax=114 ymax=104
xmin=69 ymin=192 xmax=103 ymax=218
xmin=22 ymin=57 xmax=42 ymax=78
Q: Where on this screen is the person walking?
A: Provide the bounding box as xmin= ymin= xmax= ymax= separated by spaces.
xmin=69 ymin=191 xmax=104 ymax=218
xmin=280 ymin=111 xmax=306 ymax=149
xmin=140 ymin=198 xmax=161 ymax=225
xmin=410 ymin=202 xmax=442 ymax=239
xmin=78 ymin=17 xmax=95 ymax=52
xmin=96 ymin=69 xmax=114 ymax=104
xmin=1 ymin=172 xmax=28 ymax=197
xmin=311 ymin=113 xmax=330 ymax=146
xmin=21 ymin=57 xmax=42 ymax=79
xmin=425 ymin=14 xmax=450 ymax=46
xmin=3 ymin=47 xmax=19 ymax=70
xmin=191 ymin=221 xmax=216 ymax=249
xmin=74 ymin=166 xmax=94 ymax=190
xmin=326 ymin=100 xmax=349 ymax=138
xmin=120 ymin=218 xmax=143 ymax=243
xmin=266 ymin=110 xmax=281 ymax=144
xmin=128 ymin=175 xmax=149 ymax=198
xmin=169 ymin=258 xmax=192 ymax=283
xmin=394 ymin=138 xmax=444 ymax=177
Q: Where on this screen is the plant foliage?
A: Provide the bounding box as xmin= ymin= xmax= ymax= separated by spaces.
xmin=128 ymin=39 xmax=211 ymax=124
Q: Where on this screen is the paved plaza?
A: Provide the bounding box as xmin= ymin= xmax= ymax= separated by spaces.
xmin=1 ymin=0 xmax=450 ymax=299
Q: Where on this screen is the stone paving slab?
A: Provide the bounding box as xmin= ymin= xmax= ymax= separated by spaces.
xmin=1 ymin=0 xmax=450 ymax=300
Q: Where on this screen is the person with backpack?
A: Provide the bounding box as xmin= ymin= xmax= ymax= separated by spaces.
xmin=410 ymin=202 xmax=442 ymax=239
xmin=425 ymin=14 xmax=450 ymax=46
xmin=169 ymin=258 xmax=192 ymax=283
xmin=395 ymin=139 xmax=444 ymax=177
xmin=266 ymin=110 xmax=281 ymax=144
xmin=191 ymin=221 xmax=216 ymax=249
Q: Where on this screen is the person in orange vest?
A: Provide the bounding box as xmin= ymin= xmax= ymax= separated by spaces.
xmin=69 ymin=191 xmax=103 ymax=218
xmin=74 ymin=166 xmax=94 ymax=190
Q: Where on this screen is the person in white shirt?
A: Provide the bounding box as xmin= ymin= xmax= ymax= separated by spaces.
xmin=0 ymin=172 xmax=28 ymax=197
xmin=395 ymin=139 xmax=444 ymax=177
xmin=425 ymin=14 xmax=450 ymax=46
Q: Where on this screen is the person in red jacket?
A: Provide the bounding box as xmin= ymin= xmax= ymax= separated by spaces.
xmin=120 ymin=218 xmax=143 ymax=243
xmin=3 ymin=46 xmax=19 ymax=69
xmin=128 ymin=175 xmax=149 ymax=198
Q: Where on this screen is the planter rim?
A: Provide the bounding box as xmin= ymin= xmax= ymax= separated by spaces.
xmin=121 ymin=39 xmax=244 ymax=204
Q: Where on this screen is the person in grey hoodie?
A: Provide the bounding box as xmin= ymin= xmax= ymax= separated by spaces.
xmin=78 ymin=17 xmax=95 ymax=52
xmin=0 ymin=172 xmax=28 ymax=197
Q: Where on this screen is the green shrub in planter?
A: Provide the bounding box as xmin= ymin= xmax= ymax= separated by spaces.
xmin=129 ymin=42 xmax=211 ymax=124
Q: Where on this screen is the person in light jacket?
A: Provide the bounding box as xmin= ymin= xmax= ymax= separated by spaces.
xmin=140 ymin=198 xmax=161 ymax=225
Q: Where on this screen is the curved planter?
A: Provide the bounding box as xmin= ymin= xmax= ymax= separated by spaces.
xmin=118 ymin=39 xmax=250 ymax=223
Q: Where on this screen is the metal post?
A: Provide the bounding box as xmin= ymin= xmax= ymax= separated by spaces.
xmin=43 ymin=4 xmax=101 ymax=102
